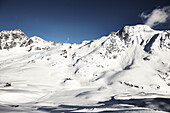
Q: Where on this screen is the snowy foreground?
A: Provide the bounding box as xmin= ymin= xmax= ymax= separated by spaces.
xmin=0 ymin=25 xmax=170 ymax=113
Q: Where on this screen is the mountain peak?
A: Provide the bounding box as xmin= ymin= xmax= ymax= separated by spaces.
xmin=0 ymin=29 xmax=55 ymax=52
xmin=1 ymin=29 xmax=24 ymax=34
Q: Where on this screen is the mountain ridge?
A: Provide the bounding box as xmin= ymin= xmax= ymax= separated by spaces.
xmin=0 ymin=24 xmax=170 ymax=112
xmin=0 ymin=25 xmax=169 ymax=53
xmin=0 ymin=29 xmax=56 ymax=52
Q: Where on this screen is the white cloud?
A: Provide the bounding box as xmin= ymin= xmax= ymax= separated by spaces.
xmin=140 ymin=6 xmax=170 ymax=27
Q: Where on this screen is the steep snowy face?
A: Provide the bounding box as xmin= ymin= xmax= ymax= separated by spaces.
xmin=70 ymin=25 xmax=170 ymax=88
xmin=160 ymin=31 xmax=170 ymax=51
xmin=117 ymin=25 xmax=170 ymax=53
xmin=0 ymin=29 xmax=56 ymax=52
xmin=117 ymin=25 xmax=154 ymax=47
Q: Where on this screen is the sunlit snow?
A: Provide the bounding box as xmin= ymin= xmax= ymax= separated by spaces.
xmin=0 ymin=25 xmax=170 ymax=113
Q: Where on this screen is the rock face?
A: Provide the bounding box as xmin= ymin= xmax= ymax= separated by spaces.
xmin=0 ymin=29 xmax=56 ymax=51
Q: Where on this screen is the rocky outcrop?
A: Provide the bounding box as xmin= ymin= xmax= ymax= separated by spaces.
xmin=0 ymin=29 xmax=56 ymax=52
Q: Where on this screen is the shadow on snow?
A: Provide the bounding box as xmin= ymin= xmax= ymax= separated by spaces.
xmin=37 ymin=97 xmax=170 ymax=113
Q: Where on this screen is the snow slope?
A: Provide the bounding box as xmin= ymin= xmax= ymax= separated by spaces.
xmin=0 ymin=25 xmax=170 ymax=113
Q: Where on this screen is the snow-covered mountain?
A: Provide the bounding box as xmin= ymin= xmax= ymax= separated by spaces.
xmin=0 ymin=29 xmax=56 ymax=52
xmin=0 ymin=25 xmax=170 ymax=113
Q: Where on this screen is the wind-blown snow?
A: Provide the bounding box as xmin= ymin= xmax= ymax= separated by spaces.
xmin=0 ymin=25 xmax=170 ymax=113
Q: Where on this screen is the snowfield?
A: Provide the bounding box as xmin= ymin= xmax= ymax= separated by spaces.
xmin=0 ymin=25 xmax=170 ymax=113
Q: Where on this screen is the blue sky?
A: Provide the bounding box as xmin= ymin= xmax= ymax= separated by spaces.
xmin=0 ymin=0 xmax=170 ymax=43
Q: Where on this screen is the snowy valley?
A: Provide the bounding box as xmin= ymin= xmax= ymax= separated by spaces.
xmin=0 ymin=25 xmax=170 ymax=113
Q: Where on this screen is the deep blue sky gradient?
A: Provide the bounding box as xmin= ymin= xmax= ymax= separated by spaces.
xmin=0 ymin=0 xmax=170 ymax=43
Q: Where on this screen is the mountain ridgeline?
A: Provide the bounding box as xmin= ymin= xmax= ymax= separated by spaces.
xmin=0 ymin=25 xmax=170 ymax=95
xmin=0 ymin=29 xmax=56 ymax=51
xmin=0 ymin=25 xmax=169 ymax=53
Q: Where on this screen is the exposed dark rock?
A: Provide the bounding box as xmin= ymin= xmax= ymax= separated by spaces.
xmin=144 ymin=34 xmax=159 ymax=53
xmin=25 ymin=39 xmax=33 ymax=47
xmin=35 ymin=47 xmax=41 ymax=50
xmin=3 ymin=43 xmax=9 ymax=50
xmin=4 ymin=83 xmax=11 ymax=87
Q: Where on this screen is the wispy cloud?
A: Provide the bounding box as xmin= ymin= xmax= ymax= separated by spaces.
xmin=140 ymin=6 xmax=170 ymax=27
